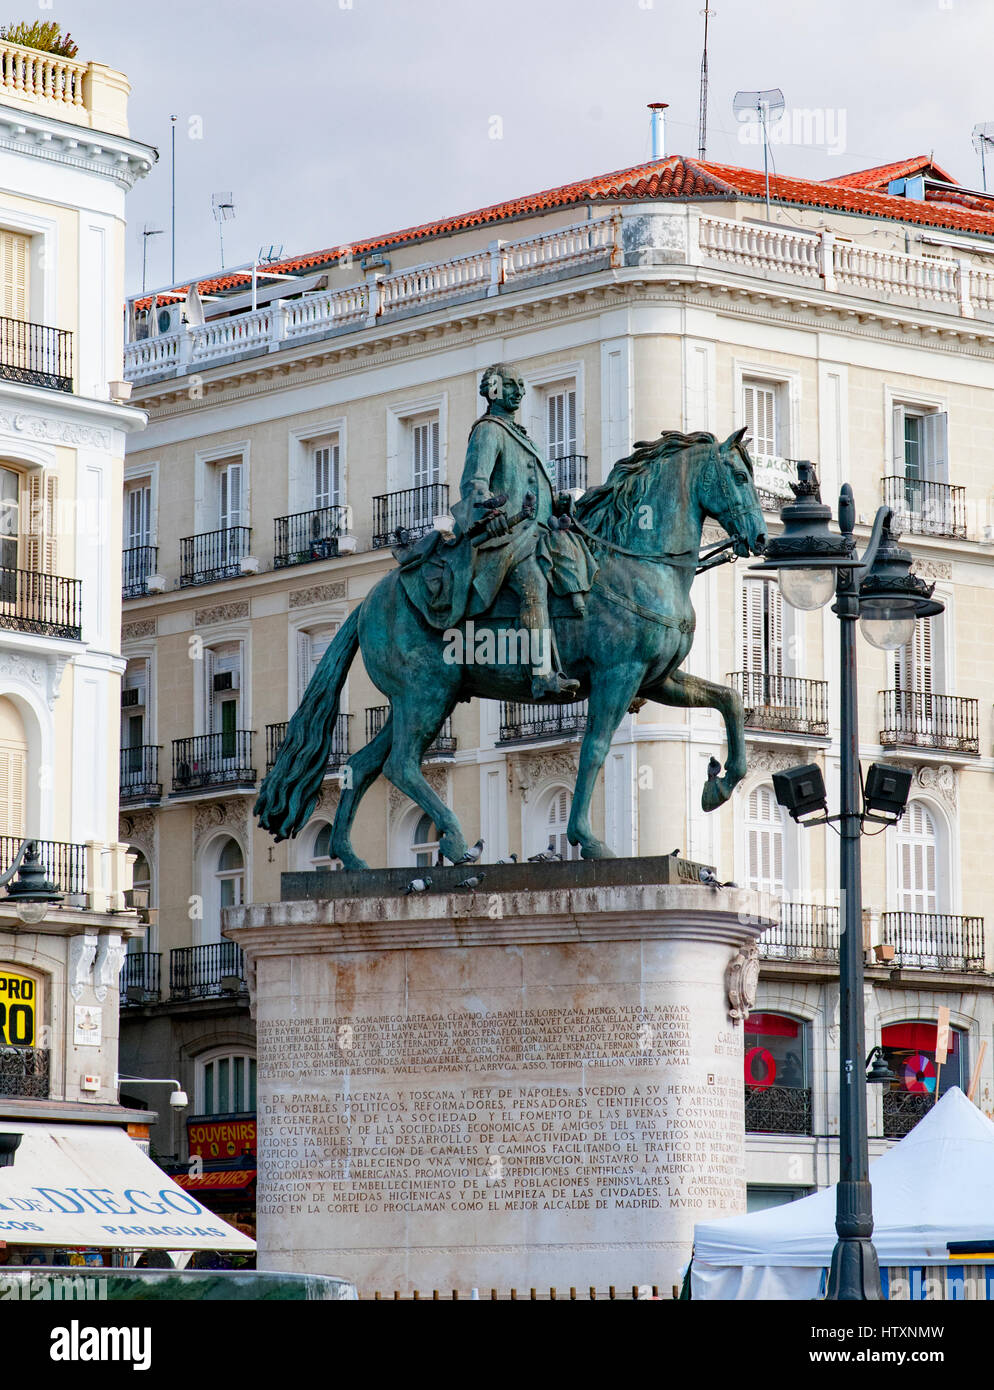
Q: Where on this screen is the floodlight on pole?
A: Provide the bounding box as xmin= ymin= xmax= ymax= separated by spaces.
xmin=733 ymin=88 xmax=784 ymax=220
xmin=212 ymin=192 xmax=236 ymax=270
xmin=972 ymin=123 xmax=994 ymax=192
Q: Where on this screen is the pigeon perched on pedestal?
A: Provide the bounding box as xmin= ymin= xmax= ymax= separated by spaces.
xmin=457 ymin=838 xmax=485 ymax=865
xmin=698 ymin=867 xmax=737 ymax=889
xmin=496 ymin=853 xmax=518 ymax=864
xmin=529 ymin=838 xmax=562 ymax=863
xmin=456 ymin=873 xmax=486 ymax=891
xmin=404 ymin=876 xmax=432 ymax=895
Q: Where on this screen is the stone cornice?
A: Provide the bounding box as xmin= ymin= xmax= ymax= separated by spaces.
xmin=0 ymin=101 xmax=155 ymax=189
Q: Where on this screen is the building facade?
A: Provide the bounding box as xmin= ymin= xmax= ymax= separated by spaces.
xmin=118 ymin=151 xmax=994 ymax=1214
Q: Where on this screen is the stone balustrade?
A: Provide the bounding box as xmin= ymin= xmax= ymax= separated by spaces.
xmin=0 ymin=40 xmax=130 ymax=134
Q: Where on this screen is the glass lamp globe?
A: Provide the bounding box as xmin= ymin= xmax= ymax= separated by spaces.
xmin=778 ymin=566 xmax=836 ymax=612
xmin=860 ymin=611 xmax=916 ymax=651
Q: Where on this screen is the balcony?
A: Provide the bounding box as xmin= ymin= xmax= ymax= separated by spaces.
xmin=365 ymin=706 xmax=455 ymax=759
xmin=881 ymin=476 xmax=967 ymax=540
xmin=123 ymin=545 xmax=157 ymax=599
xmin=0 ymin=316 xmax=72 ymax=393
xmin=760 ymin=903 xmax=839 ymax=962
xmin=266 ymin=714 xmax=350 ymax=773
xmin=171 ymin=732 xmax=256 ymax=796
xmin=883 ymin=1090 xmax=934 ymax=1139
xmin=0 ymin=567 xmax=81 ymax=639
xmin=120 ymin=745 xmax=162 ymax=804
xmin=729 ymin=671 xmax=829 ymax=738
xmin=170 ymin=941 xmax=248 ymax=1001
xmin=0 ymin=1045 xmax=49 ymax=1099
xmin=179 ymin=527 xmax=252 ymax=587
xmin=0 ymin=835 xmax=86 ymax=895
xmin=879 ymin=689 xmax=979 ymax=755
xmin=745 ymin=1085 xmax=813 ymax=1135
xmin=120 ymin=951 xmax=161 ymax=1005
xmin=881 ymin=911 xmax=985 ymax=971
xmin=498 ymin=699 xmax=588 ymax=744
xmin=550 ymin=454 xmax=587 ymax=492
xmin=372 ymin=484 xmax=449 ymax=549
xmin=274 ymin=505 xmax=350 ymax=568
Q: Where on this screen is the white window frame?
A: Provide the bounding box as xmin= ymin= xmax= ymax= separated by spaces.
xmin=0 ymin=206 xmax=57 ymax=326
xmin=737 ymin=572 xmax=801 ymax=678
xmin=288 ymin=606 xmax=347 ymax=717
xmin=736 ymin=776 xmax=805 ymax=903
xmin=197 ymin=833 xmax=248 ymax=948
xmin=196 ymin=626 xmax=250 ymax=736
xmin=733 ymin=360 xmax=802 ymax=494
xmin=194 ymin=1046 xmax=257 ymax=1116
xmin=886 ymin=794 xmax=957 ymax=916
xmin=528 ymin=783 xmax=580 ymax=862
xmin=288 ymin=417 xmax=347 ymax=516
xmin=385 ymin=394 xmax=447 ymax=494
xmin=522 ymin=361 xmax=586 ymax=467
xmin=884 ymin=387 xmax=949 ymax=486
xmin=194 ymin=441 xmax=251 ymax=535
xmin=124 ymin=461 xmax=159 ymax=547
xmin=120 ymin=641 xmax=157 ymax=743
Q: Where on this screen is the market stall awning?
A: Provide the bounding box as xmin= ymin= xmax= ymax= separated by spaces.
xmin=0 ymin=1123 xmax=255 ymax=1252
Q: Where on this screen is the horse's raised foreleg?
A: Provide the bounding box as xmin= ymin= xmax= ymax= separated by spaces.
xmin=567 ymin=669 xmax=646 ymax=858
xmin=644 ymin=669 xmax=747 ymax=810
xmin=330 ymin=715 xmax=393 ymax=870
xmin=383 ymin=696 xmax=469 ymax=864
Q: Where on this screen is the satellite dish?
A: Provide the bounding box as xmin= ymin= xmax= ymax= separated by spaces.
xmin=972 ymin=122 xmax=994 ymax=191
xmin=184 ymin=285 xmax=205 ymax=327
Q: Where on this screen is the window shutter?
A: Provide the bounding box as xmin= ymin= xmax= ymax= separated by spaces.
xmin=743 ymin=383 xmax=777 ymax=457
xmin=430 ymin=421 xmax=439 ymax=482
xmin=204 ymin=648 xmax=217 ymax=733
xmin=922 ymin=412 xmax=948 ymax=485
xmin=769 ymin=583 xmax=784 ymax=677
xmin=313 ymin=441 xmax=340 ymax=510
xmin=746 ymin=785 xmax=784 ymax=895
xmin=0 ymin=744 xmax=26 ymax=835
xmin=892 ymin=403 xmax=906 ymax=474
xmin=0 ymin=230 xmax=30 ymax=322
xmin=742 ymin=580 xmax=764 ymax=675
xmin=24 ymin=471 xmax=41 ymax=572
xmin=43 ymin=473 xmax=57 ymax=573
xmin=546 ymin=388 xmax=577 ymax=461
xmin=296 ymin=630 xmax=311 ymax=707
xmin=897 ymin=801 xmax=938 ymax=913
xmin=220 ymin=462 xmax=242 ymax=530
xmin=126 ymin=485 xmax=152 ymax=549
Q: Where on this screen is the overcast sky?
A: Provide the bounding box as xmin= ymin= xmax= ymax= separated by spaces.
xmin=50 ymin=0 xmax=994 ymax=294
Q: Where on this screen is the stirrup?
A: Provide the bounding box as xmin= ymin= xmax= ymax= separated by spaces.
xmin=531 ymin=670 xmax=580 ymax=700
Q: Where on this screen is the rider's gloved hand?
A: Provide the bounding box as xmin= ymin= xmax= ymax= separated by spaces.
xmin=485 ymin=513 xmax=510 ymax=539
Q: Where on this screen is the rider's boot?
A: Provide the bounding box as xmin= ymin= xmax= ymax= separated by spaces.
xmin=516 ymin=565 xmax=580 ymax=701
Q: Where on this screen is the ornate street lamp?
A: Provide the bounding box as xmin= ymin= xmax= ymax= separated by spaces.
xmin=752 ymin=462 xmax=943 ymax=1301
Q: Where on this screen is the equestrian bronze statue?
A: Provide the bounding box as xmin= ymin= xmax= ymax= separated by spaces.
xmin=255 ymin=363 xmax=767 ymax=867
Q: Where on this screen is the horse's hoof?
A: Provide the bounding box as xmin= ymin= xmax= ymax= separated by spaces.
xmin=701 ymin=777 xmax=731 ymax=812
xmin=439 ymin=831 xmax=469 ymax=864
xmin=332 ymin=845 xmax=367 ymax=870
xmin=579 ymin=840 xmax=615 ymax=859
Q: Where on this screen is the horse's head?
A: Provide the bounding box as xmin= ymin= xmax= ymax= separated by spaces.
xmin=700 ymin=428 xmax=767 ymax=557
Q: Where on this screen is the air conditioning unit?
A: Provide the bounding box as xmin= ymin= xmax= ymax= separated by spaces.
xmin=155 ymin=301 xmax=185 ymax=335
xmin=213 ymin=670 xmax=239 ymax=693
xmin=121 ymin=686 xmax=144 ymax=708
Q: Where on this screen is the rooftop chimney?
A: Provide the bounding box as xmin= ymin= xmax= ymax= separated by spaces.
xmin=647 ymin=103 xmax=669 ymax=161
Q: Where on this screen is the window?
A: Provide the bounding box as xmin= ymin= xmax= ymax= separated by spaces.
xmin=296 ymin=624 xmax=339 ymax=708
xmin=0 ymin=467 xmax=17 ymax=574
xmin=124 ymin=480 xmax=152 ymax=551
xmin=308 ymin=822 xmax=336 ymax=870
xmin=893 ymin=404 xmax=948 ymax=486
xmin=742 ymin=380 xmax=781 ymax=459
xmin=893 ymin=614 xmax=941 ymax=695
xmin=0 ymin=695 xmax=26 ymax=837
xmin=410 ymin=417 xmax=440 ymax=490
xmin=546 ymin=385 xmax=577 ymax=462
xmin=0 ymin=230 xmax=30 ymax=321
xmin=744 ymin=1012 xmax=811 ymax=1135
xmin=895 ymin=800 xmax=938 ymax=914
xmin=126 ymin=849 xmax=152 ymax=954
xmin=312 ymin=436 xmax=341 ymax=510
xmin=217 ymin=457 xmax=243 ymax=531
xmin=881 ymin=1021 xmax=966 ymax=1105
xmin=24 ymin=470 xmax=56 ymax=574
xmin=544 ymin=786 xmax=579 ymax=861
xmin=411 ymin=812 xmax=437 ymax=869
xmin=121 ymin=658 xmax=150 ymax=767
xmin=741 ymin=578 xmax=783 ymax=677
xmin=213 ymin=837 xmax=244 ymax=942
xmin=744 ymin=785 xmax=784 ymax=897
xmin=205 ymin=642 xmax=242 ymax=755
xmin=197 ymin=1050 xmax=257 ymax=1116
xmin=747 ymin=1186 xmax=814 ymax=1213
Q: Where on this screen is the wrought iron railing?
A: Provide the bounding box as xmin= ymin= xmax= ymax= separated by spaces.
xmin=879 ymin=689 xmax=979 ymax=754
xmin=372 ymin=484 xmax=449 ymax=549
xmin=882 ymin=475 xmax=967 ymax=540
xmin=498 ymin=700 xmax=588 ymax=744
xmin=171 ymin=732 xmax=256 ymax=794
xmin=729 ymin=671 xmax=829 ymax=737
xmin=170 ymin=941 xmax=248 ymax=1001
xmin=120 ymin=951 xmax=162 ymax=1005
xmin=0 ymin=316 xmax=72 ymax=392
xmin=266 ymin=714 xmax=350 ymax=772
xmin=760 ymin=903 xmax=840 ymax=961
xmin=122 ymin=545 xmax=158 ymax=599
xmin=744 ymin=1085 xmax=812 ymax=1135
xmin=365 ymin=705 xmax=454 ymax=758
xmin=881 ymin=911 xmax=985 ymax=970
xmin=550 ymin=454 xmax=588 ymax=492
xmin=274 ymin=505 xmax=350 ymax=567
xmin=120 ymin=745 xmax=162 ymax=803
xmin=0 ymin=835 xmax=86 ymax=895
xmin=179 ymin=526 xmax=252 ymax=586
xmin=0 ymin=566 xmax=81 ymax=639
xmin=0 ymin=1045 xmax=49 ymax=1098
xmin=883 ymin=1090 xmax=935 ymax=1139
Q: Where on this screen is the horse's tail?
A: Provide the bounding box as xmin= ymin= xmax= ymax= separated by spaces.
xmin=254 ymin=605 xmax=361 ymax=841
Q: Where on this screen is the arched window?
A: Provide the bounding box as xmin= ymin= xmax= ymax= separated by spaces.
xmin=127 ymin=848 xmax=153 ymax=954
xmin=201 ymin=837 xmax=244 ymax=945
xmin=411 ymin=813 xmax=437 ymax=869
xmin=196 ymin=1049 xmax=257 ymax=1117
xmin=540 ymin=786 xmax=579 ymax=860
xmin=299 ymin=820 xmax=337 ymax=871
xmin=744 ymin=1012 xmax=811 ymax=1135
xmin=745 ymin=784 xmax=784 ymax=896
xmin=880 ymin=1020 xmax=968 ymax=1138
xmin=895 ymin=800 xmax=939 ymax=912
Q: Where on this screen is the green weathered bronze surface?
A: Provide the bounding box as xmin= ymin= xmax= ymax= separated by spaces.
xmin=255 ymin=366 xmax=767 ymax=866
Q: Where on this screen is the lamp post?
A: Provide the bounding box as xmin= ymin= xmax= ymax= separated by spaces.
xmin=751 ymin=462 xmax=943 ymax=1300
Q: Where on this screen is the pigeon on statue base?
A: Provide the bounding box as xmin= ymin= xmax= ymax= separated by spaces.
xmin=529 ymin=838 xmax=563 ymax=863
xmin=457 ymin=838 xmax=485 ymax=865
xmin=404 ymin=876 xmax=432 ymax=895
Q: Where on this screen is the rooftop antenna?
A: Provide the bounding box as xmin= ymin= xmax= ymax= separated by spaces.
xmin=212 ymin=191 xmax=235 ymax=270
xmin=698 ymin=7 xmax=716 ymax=160
xmin=733 ymin=88 xmax=785 ymax=221
xmin=257 ymin=245 xmax=285 ymax=265
xmin=647 ymin=102 xmax=668 ymax=160
xmin=141 ymin=223 xmax=163 ymax=294
xmin=972 ymin=123 xmax=994 ymax=192
xmin=170 ymin=115 xmax=177 ymax=283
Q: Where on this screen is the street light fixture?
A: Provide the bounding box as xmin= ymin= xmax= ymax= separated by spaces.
xmin=752 ymin=461 xmax=944 ymax=1302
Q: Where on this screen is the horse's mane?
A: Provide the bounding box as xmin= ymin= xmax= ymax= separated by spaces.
xmin=574 ymin=430 xmax=718 ymax=539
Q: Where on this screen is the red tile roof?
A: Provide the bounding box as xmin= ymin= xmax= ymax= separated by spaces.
xmin=135 ymin=153 xmax=994 ymax=310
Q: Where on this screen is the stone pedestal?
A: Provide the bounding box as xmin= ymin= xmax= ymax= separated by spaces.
xmin=227 ymin=869 xmax=773 ymax=1296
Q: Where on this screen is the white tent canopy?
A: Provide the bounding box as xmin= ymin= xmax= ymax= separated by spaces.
xmin=693 ymin=1088 xmax=994 ymax=1299
xmin=0 ymin=1123 xmax=255 ymax=1253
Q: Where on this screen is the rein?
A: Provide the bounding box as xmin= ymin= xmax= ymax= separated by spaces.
xmin=568 ymin=516 xmax=739 ymax=575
